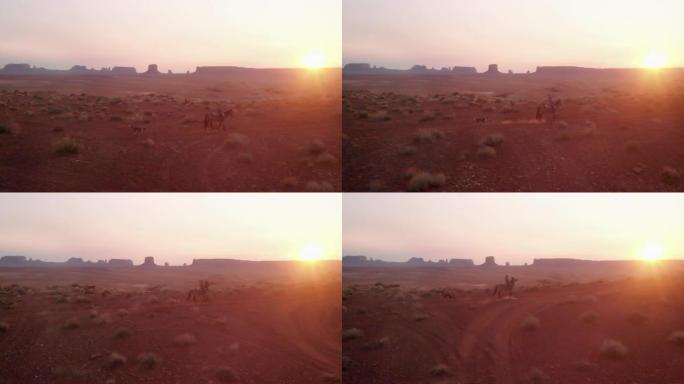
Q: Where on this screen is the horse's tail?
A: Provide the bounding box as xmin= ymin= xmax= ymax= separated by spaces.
xmin=492 ymin=285 xmax=499 ymax=296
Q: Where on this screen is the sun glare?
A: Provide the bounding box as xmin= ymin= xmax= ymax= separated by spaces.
xmin=303 ymin=52 xmax=326 ymax=69
xmin=640 ymin=243 xmax=664 ymax=262
xmin=299 ymin=243 xmax=324 ymax=262
xmin=643 ymin=51 xmax=667 ymax=69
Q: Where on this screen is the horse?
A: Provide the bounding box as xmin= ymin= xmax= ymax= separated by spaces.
xmin=535 ymin=95 xmax=562 ymax=122
xmin=186 ymin=280 xmax=211 ymax=302
xmin=203 ymin=108 xmax=234 ymax=131
xmin=492 ymin=275 xmax=518 ymax=298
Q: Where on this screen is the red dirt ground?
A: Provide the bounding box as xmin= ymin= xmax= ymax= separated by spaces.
xmin=0 ymin=70 xmax=340 ymax=192
xmin=343 ymin=71 xmax=684 ymax=191
xmin=342 ymin=265 xmax=684 ymax=384
xmin=0 ymin=262 xmax=341 ymax=383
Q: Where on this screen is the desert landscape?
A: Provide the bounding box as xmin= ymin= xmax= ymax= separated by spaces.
xmin=0 ymin=65 xmax=340 ymax=191
xmin=342 ymin=256 xmax=684 ymax=384
xmin=343 ymin=65 xmax=684 ymax=192
xmin=0 ymin=256 xmax=341 ymax=384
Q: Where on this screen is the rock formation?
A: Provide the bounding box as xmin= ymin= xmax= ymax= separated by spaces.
xmin=144 ymin=64 xmax=160 ymax=75
xmin=2 ymin=63 xmax=32 ymax=72
xmin=407 ymin=257 xmax=425 ymax=264
xmin=108 ymin=258 xmax=134 ymax=267
xmin=482 ymin=256 xmax=498 ymax=267
xmin=0 ymin=255 xmax=27 ymax=264
xmin=449 ymin=258 xmax=475 ymax=267
xmin=140 ymin=256 xmax=156 ymax=267
xmin=485 ymin=64 xmax=501 ymax=74
xmin=69 ymin=65 xmax=88 ymax=72
xmin=66 ymin=257 xmax=84 ymax=264
xmin=342 ymin=255 xmax=368 ymax=264
xmin=111 ymin=66 xmax=137 ymax=75
xmin=343 ymin=63 xmax=372 ymax=72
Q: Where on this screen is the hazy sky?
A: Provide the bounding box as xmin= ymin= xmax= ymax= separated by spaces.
xmin=0 ymin=0 xmax=341 ymax=72
xmin=343 ymin=194 xmax=684 ymax=265
xmin=344 ymin=0 xmax=684 ymax=72
xmin=0 ymin=194 xmax=341 ymax=265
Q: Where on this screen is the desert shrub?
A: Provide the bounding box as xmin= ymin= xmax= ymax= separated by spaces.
xmin=342 ymin=328 xmax=363 ymax=341
xmin=174 ymin=333 xmax=197 ymax=346
xmin=107 ymin=352 xmax=127 ymax=369
xmin=316 ymin=153 xmax=337 ymax=165
xmin=555 ymin=131 xmax=571 ymax=141
xmin=110 ymin=116 xmax=123 ymax=122
xmin=0 ymin=321 xmax=9 ymax=332
xmin=0 ymin=125 xmax=9 ymax=134
xmin=113 ymin=327 xmax=131 ymax=340
xmin=236 ymin=152 xmax=253 ymax=164
xmin=414 ymin=313 xmax=431 ymax=321
xmin=307 ymin=139 xmax=326 ymax=155
xmin=53 ymin=137 xmax=80 ymax=155
xmin=369 ymin=110 xmax=391 ymax=121
xmin=62 ymin=318 xmax=80 ymax=330
xmin=52 ymin=127 xmax=64 ymax=133
xmin=556 ymin=121 xmax=569 ymax=129
xmin=579 ymin=311 xmax=598 ymax=324
xmin=305 ymin=181 xmax=335 ymax=192
xmin=413 ymin=128 xmax=444 ymax=144
xmin=321 ymin=373 xmax=341 ymax=383
xmin=399 ymin=145 xmax=417 ymax=156
xmin=142 ymin=138 xmax=155 ymax=148
xmin=368 ymin=180 xmax=384 ymax=192
xmin=528 ymin=368 xmax=548 ymax=384
xmin=407 ymin=171 xmax=446 ymax=192
xmin=668 ymin=330 xmax=684 ymax=346
xmin=582 ymin=295 xmax=598 ymax=304
xmin=51 ymin=366 xmax=89 ymax=380
xmin=625 ymin=141 xmax=640 ymax=153
xmin=477 ymin=145 xmax=497 ymax=158
xmin=627 ymin=312 xmax=647 ymax=326
xmin=118 ymin=308 xmax=129 ymax=317
xmin=357 ymin=111 xmax=369 ymax=119
xmin=137 ymin=353 xmax=161 ymax=369
xmin=215 ymin=316 xmax=228 ymax=326
xmin=661 ymin=166 xmax=681 ymax=185
xmin=362 ymin=336 xmax=389 ymax=350
xmin=479 ymin=133 xmax=504 ymax=147
xmin=215 ymin=366 xmax=238 ymax=382
xmin=342 ymin=355 xmax=353 ymax=372
xmin=282 ymin=177 xmax=298 ymax=188
xmin=418 ymin=113 xmax=436 ymax=123
xmin=430 ymin=364 xmax=450 ymax=377
xmin=573 ymin=360 xmax=597 ymax=371
xmin=225 ymin=133 xmax=250 ymax=149
xmin=520 ymin=315 xmax=540 ymax=331
xmin=89 ymin=309 xmax=98 ymax=318
xmin=600 ymin=339 xmax=628 ymax=359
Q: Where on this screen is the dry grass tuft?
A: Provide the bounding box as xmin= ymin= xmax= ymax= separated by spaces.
xmin=580 ymin=311 xmax=598 ymax=324
xmin=305 ymin=181 xmax=335 ymax=192
xmin=0 ymin=321 xmax=9 ymax=332
xmin=215 ymin=366 xmax=238 ymax=382
xmin=479 ymin=133 xmax=504 ymax=147
xmin=224 ymin=133 xmax=250 ymax=149
xmin=668 ymin=330 xmax=684 ymax=346
xmin=107 ymin=352 xmax=127 ymax=369
xmin=362 ymin=336 xmax=389 ymax=350
xmin=407 ymin=171 xmax=446 ymax=192
xmin=316 ymin=153 xmax=337 ymax=165
xmin=430 ymin=364 xmax=451 ymax=377
xmin=528 ymin=367 xmax=549 ymax=384
xmin=342 ymin=328 xmax=363 ymax=341
xmin=174 ymin=333 xmax=198 ymax=346
xmin=661 ymin=166 xmax=681 ymax=185
xmin=414 ymin=313 xmax=431 ymax=322
xmin=307 ymin=139 xmax=326 ymax=155
xmin=137 ymin=353 xmax=161 ymax=369
xmin=600 ymin=339 xmax=628 ymax=359
xmin=62 ymin=318 xmax=80 ymax=330
xmin=399 ymin=145 xmax=417 ymax=156
xmin=477 ymin=145 xmax=497 ymax=158
xmin=413 ymin=128 xmax=444 ymax=144
xmin=53 ymin=137 xmax=80 ymax=155
xmin=520 ymin=315 xmax=540 ymax=331
xmin=113 ymin=327 xmax=131 ymax=340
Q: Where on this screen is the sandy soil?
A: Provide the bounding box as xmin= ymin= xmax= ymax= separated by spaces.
xmin=0 ymin=70 xmax=340 ymax=191
xmin=343 ymin=71 xmax=684 ymax=191
xmin=342 ymin=265 xmax=684 ymax=384
xmin=0 ymin=262 xmax=341 ymax=384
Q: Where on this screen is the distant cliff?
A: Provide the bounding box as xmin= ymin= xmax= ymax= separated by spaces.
xmin=344 ymin=63 xmax=476 ymax=76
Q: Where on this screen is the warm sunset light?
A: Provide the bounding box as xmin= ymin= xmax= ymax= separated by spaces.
xmin=643 ymin=51 xmax=667 ymax=69
xmin=299 ymin=243 xmax=324 ymax=262
xmin=640 ymin=243 xmax=665 ymax=262
xmin=303 ymin=52 xmax=326 ymax=69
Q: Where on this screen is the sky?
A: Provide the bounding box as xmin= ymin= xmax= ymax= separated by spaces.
xmin=344 ymin=0 xmax=684 ymax=72
xmin=0 ymin=194 xmax=341 ymax=265
xmin=343 ymin=194 xmax=684 ymax=265
xmin=0 ymin=0 xmax=341 ymax=72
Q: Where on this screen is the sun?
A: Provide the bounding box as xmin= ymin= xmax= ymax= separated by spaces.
xmin=640 ymin=243 xmax=664 ymax=262
xmin=643 ymin=51 xmax=667 ymax=69
xmin=299 ymin=243 xmax=324 ymax=262
xmin=303 ymin=52 xmax=326 ymax=69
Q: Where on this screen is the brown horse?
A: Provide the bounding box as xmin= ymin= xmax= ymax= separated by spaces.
xmin=186 ymin=280 xmax=211 ymax=302
xmin=203 ymin=108 xmax=234 ymax=131
xmin=492 ymin=275 xmax=518 ymax=298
